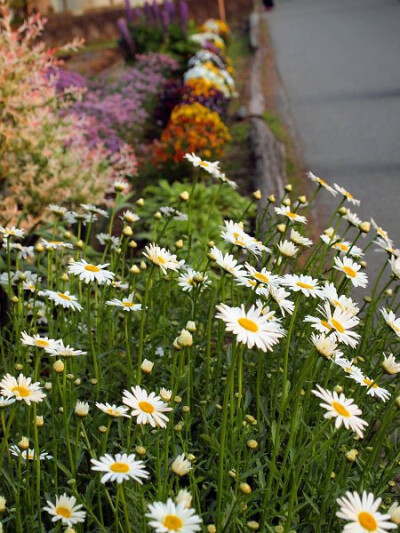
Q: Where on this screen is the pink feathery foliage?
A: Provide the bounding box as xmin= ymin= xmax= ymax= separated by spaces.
xmin=0 ymin=7 xmax=137 ymax=231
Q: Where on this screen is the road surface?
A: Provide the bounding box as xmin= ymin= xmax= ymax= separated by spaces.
xmin=267 ymin=0 xmax=400 ymax=277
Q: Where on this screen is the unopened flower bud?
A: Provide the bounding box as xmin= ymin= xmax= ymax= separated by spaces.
xmin=334 ymin=385 xmax=343 ymax=394
xmin=297 ymin=195 xmax=307 ymax=204
xmin=35 ymin=416 xmax=44 ymax=427
xmin=18 ymin=437 xmax=29 ymax=450
xmin=207 ymin=526 xmax=217 ymax=533
xmin=99 ymin=425 xmax=107 ymax=433
xmin=35 ymin=243 xmax=44 ymax=253
xmin=128 ymin=240 xmax=137 ymax=248
xmin=61 ymin=273 xmax=69 ymax=282
xmin=53 ymin=360 xmax=64 ymax=373
xmin=74 ymin=401 xmax=89 ymax=417
xmin=240 ymin=482 xmax=252 ymax=494
xmin=284 ymin=184 xmax=293 ymax=192
xmin=282 ymin=198 xmax=291 ymax=207
xmin=228 ymin=469 xmax=236 ymax=478
xmin=136 ymin=446 xmax=146 ymax=456
xmin=130 ymin=265 xmax=140 ymax=274
xmin=175 ymin=239 xmax=184 ymax=249
xmin=180 ymin=191 xmax=189 ymax=202
xmin=359 ymin=221 xmax=370 ymax=233
xmin=136 ymin=198 xmax=144 ymax=207
xmin=74 ymin=378 xmax=81 ymax=386
xmin=386 ymin=288 xmax=393 ymax=297
xmin=324 ymin=227 xmax=335 ymax=237
xmin=360 ymin=260 xmax=367 ymax=268
xmin=174 ymin=395 xmax=182 ymax=404
xmin=388 ymin=503 xmax=400 ymax=525
xmin=277 ymin=224 xmax=286 ymax=233
xmin=0 ymin=496 xmax=6 ymax=512
xmin=123 ymin=226 xmax=133 ymax=237
xmin=141 ymin=359 xmax=154 ymax=374
xmin=44 ymin=382 xmax=52 ymax=391
xmin=253 ymin=190 xmax=262 ymax=200
xmin=11 ymin=296 xmax=19 ymax=303
xmin=247 ymin=439 xmax=258 ymax=449
xmin=345 ymin=449 xmax=358 ymax=462
xmin=15 ymin=363 xmax=23 ymax=371
xmin=268 ymin=194 xmax=276 ymax=203
xmin=64 ymin=231 xmax=72 ymax=239
xmin=338 ymin=207 xmax=348 ymax=216
xmin=154 ymin=212 xmax=162 ymax=220
xmin=160 ymin=388 xmax=172 ymax=402
xmin=177 ymin=329 xmax=193 ymax=348
xmin=186 ymin=321 xmax=196 ymax=332
xmin=76 ymin=240 xmax=83 ymax=249
xmin=247 ymin=521 xmax=260 ymax=531
xmin=208 ymin=241 xmax=215 ymax=248
xmin=182 ymin=406 xmax=190 ymax=413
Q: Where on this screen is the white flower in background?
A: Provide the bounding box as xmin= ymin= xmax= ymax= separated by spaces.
xmin=216 ymin=303 xmax=285 ymax=352
xmin=67 ymin=260 xmax=114 ymax=285
xmin=307 ymin=172 xmax=337 ymax=196
xmin=274 ymin=206 xmax=307 ymax=224
xmin=178 ymin=268 xmax=210 ymax=293
xmin=389 ymin=255 xmax=400 ymax=278
xmin=388 ymin=502 xmax=400 ymax=525
xmin=352 ymin=375 xmax=391 ymax=402
xmin=91 ymin=453 xmax=149 ymax=484
xmin=209 ymin=246 xmax=247 ymax=277
xmin=311 ymin=333 xmax=343 ymax=360
xmin=20 ymin=332 xmax=61 ymax=351
xmin=320 ymin=283 xmax=360 ymax=316
xmin=381 ymin=309 xmax=400 ymax=337
xmin=96 ymin=403 xmax=130 ymax=418
xmin=48 ymin=204 xmax=68 ymax=217
xmin=221 ymin=220 xmax=269 ymax=255
xmin=96 ymin=233 xmax=120 ymax=250
xmin=146 ymin=498 xmax=202 ymax=533
xmin=333 ymin=357 xmax=364 ymax=382
xmin=243 ymin=263 xmax=281 ymax=287
xmin=143 ymin=244 xmax=180 ymax=275
xmin=382 ymin=353 xmax=400 ymax=375
xmin=74 ymin=401 xmax=89 ymax=417
xmin=336 ymin=491 xmax=396 ymax=532
xmin=0 ymin=226 xmax=25 ymax=240
xmin=184 ymin=153 xmax=220 ymax=176
xmin=375 ymin=237 xmax=399 ymax=257
xmin=175 ymin=489 xmax=193 ymax=509
xmin=269 ymin=285 xmax=295 ymax=316
xmin=122 ymin=386 xmax=172 ymax=428
xmin=6 ymin=243 xmax=35 ymax=260
xmin=277 ymin=240 xmax=298 ymax=258
xmin=214 ymin=171 xmax=238 ymax=189
xmin=80 ymin=204 xmax=108 ymax=217
xmin=40 ymin=290 xmax=82 ymax=311
xmin=305 ymin=302 xmax=360 ymax=348
xmin=43 ymin=494 xmax=86 ymax=528
xmin=121 ymin=210 xmax=140 ymax=224
xmin=171 ymin=454 xmax=192 ymax=476
xmin=312 ymin=385 xmax=368 ymax=438
xmin=334 ymin=257 xmax=368 ymax=288
xmin=10 ymin=445 xmax=52 ymax=461
xmin=235 ymin=276 xmax=269 ymax=297
xmin=343 ymin=210 xmax=362 ymax=227
xmin=40 ymin=239 xmax=73 ymax=250
xmin=290 ymin=229 xmax=313 ymax=247
xmin=256 ymin=302 xmax=281 ymax=323
xmin=0 ymin=396 xmax=16 ymax=407
xmin=46 ymin=343 xmax=86 ymax=358
xmin=334 ymin=184 xmax=360 ymax=205
xmin=282 ymin=274 xmax=322 ymax=298
xmin=331 ymin=240 xmax=364 ymax=258
xmin=106 ymin=293 xmax=142 ymax=312
xmin=371 ymin=218 xmax=390 ymax=242
xmin=0 ymin=374 xmax=45 ymax=405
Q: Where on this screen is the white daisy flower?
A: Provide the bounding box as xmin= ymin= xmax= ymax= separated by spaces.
xmin=336 ymin=491 xmax=396 ymax=532
xmin=305 ymin=302 xmax=360 ymax=348
xmin=0 ymin=396 xmax=16 ymax=407
xmin=352 ymin=375 xmax=391 ymax=402
xmin=20 ymin=331 xmax=61 ymax=351
xmin=91 ymin=453 xmax=149 ymax=484
xmin=343 ymin=210 xmax=362 ymax=227
xmin=281 ymin=274 xmax=322 ymax=298
xmin=171 ymin=454 xmax=192 ymax=476
xmin=40 ymin=239 xmax=73 ymax=250
xmin=146 ymin=498 xmax=202 ymax=533
xmin=371 ymin=218 xmax=390 ymax=242
xmin=0 ymin=226 xmax=25 ymax=239
xmin=274 ymin=206 xmax=307 ymax=224
xmin=311 ymin=333 xmax=343 ymax=360
xmin=106 ymin=293 xmax=142 ymax=312
xmin=96 ymin=233 xmax=120 ymax=250
xmin=96 ymin=403 xmax=130 ymax=418
xmin=334 ymin=256 xmax=368 ymax=288
xmin=234 ymin=276 xmax=270 ymax=296
xmin=178 ymin=268 xmax=210 ymax=293
xmin=122 ymin=386 xmax=172 ymax=428
xmin=43 ymin=493 xmax=86 ymax=528
xmin=10 ymin=445 xmax=52 ymax=461
xmin=7 ymin=243 xmax=35 ymax=260
xmin=243 ymin=263 xmax=281 ymax=287
xmin=67 ymin=260 xmax=114 ymax=285
xmin=121 ymin=210 xmax=140 ymax=224
xmin=48 ymin=204 xmax=68 ymax=217
xmin=375 ymin=238 xmax=399 ymax=257
xmin=214 ymin=171 xmax=238 ymax=189
xmin=40 ymin=290 xmax=82 ymax=311
xmin=334 ymin=184 xmax=361 ymax=205
xmin=269 ymin=285 xmax=295 ymax=316
xmin=215 ymin=303 xmax=285 ymax=352
xmin=0 ymin=374 xmax=45 ymax=405
xmin=389 ymin=256 xmax=400 ymax=278
xmin=381 ymin=309 xmax=400 ymax=337
xmin=184 ymin=152 xmax=220 ymax=177
xmin=320 ymin=283 xmax=360 ymax=316
xmin=80 ymin=204 xmax=108 ymax=217
xmin=382 ymin=353 xmax=400 ymax=375
xmin=332 ymin=241 xmax=364 ymax=258
xmin=209 ymin=246 xmax=247 ymax=277
xmin=221 ymin=220 xmax=268 ymax=256
xmin=307 ymin=172 xmax=337 ymax=196
xmin=312 ymin=385 xmax=368 ymax=438
xmin=333 ymin=357 xmax=364 ymax=382
xmin=277 ymin=240 xmax=298 ymax=258
xmin=143 ymin=244 xmax=180 ymax=275
xmin=45 ymin=342 xmax=86 ymax=358
xmin=290 ymin=229 xmax=313 ymax=247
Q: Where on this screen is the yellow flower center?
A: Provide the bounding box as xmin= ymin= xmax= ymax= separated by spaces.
xmin=296 ymin=281 xmax=314 ymax=290
xmin=343 ymin=266 xmax=357 ymax=278
xmin=248 ymin=280 xmax=257 ymax=287
xmin=235 ymin=239 xmax=246 ymax=247
xmin=317 ymin=177 xmax=327 ymax=187
xmin=321 ymin=320 xmax=331 ymax=330
xmin=35 ymin=339 xmax=49 ymax=348
xmin=110 ymin=462 xmax=130 ymax=473
xmin=200 ymin=162 xmax=209 ymax=168
xmin=56 ymin=506 xmax=72 ymax=519
xmin=107 ymin=408 xmax=119 ymax=416
xmin=333 ymin=299 xmax=344 ymax=310
xmin=286 ymin=211 xmax=297 ymax=219
xmin=84 ymin=264 xmax=100 ymax=273
xmin=163 ymin=514 xmax=183 ymax=531
xmin=363 ymin=378 xmax=378 ymax=389
xmin=330 ymin=319 xmax=345 ymax=334
xmin=345 ymin=191 xmax=354 ymax=200
xmin=123 ymin=302 xmax=134 ymax=307
xmin=358 ymin=511 xmax=377 ymax=531
xmin=238 ymin=318 xmax=259 ymax=332
xmin=332 ymin=401 xmax=350 ymax=417
xmin=11 ymin=386 xmax=30 ymax=397
xmin=138 ymin=401 xmax=155 ymax=414
xmin=50 ymin=241 xmax=62 ymax=245
xmin=335 ymin=243 xmax=348 ymax=251
xmin=157 ymin=256 xmax=166 ymax=265
xmin=57 ymin=292 xmax=71 ymax=301
xmin=254 ymin=272 xmax=269 ymax=284
xmin=391 ymin=323 xmax=400 ymax=333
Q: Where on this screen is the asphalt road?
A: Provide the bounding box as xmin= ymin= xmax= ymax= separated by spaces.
xmin=267 ymin=0 xmax=400 ymax=277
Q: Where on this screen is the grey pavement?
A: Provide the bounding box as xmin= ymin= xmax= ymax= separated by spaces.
xmin=267 ymin=0 xmax=400 ymax=279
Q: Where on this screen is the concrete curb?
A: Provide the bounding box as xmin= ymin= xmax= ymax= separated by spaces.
xmin=248 ymin=11 xmax=286 ymax=202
